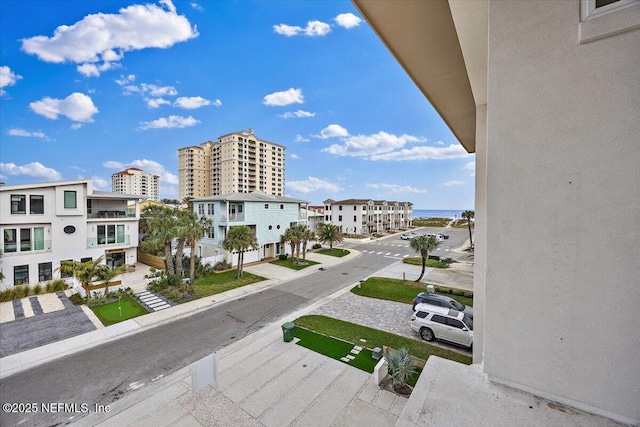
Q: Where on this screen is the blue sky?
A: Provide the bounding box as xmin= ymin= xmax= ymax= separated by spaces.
xmin=0 ymin=0 xmax=475 ymax=209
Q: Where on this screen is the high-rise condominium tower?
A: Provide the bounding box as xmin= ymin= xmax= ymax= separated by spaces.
xmin=111 ymin=167 xmax=159 ymax=201
xmin=178 ymin=129 xmax=285 ymax=200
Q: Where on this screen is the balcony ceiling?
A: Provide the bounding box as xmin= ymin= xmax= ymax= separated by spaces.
xmin=352 ymin=0 xmax=488 ymax=153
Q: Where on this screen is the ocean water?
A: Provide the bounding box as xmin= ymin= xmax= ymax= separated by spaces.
xmin=413 ymin=209 xmax=469 ymax=220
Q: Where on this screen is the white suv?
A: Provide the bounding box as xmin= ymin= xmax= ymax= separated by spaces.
xmin=410 ymin=305 xmax=473 ymax=350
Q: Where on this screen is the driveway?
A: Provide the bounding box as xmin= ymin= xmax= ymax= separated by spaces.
xmin=0 ymin=292 xmax=97 ymax=357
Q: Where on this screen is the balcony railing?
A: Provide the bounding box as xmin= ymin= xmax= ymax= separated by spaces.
xmin=87 ymin=235 xmax=131 ymax=248
xmin=1 ymin=240 xmax=52 ymax=255
xmin=220 ymin=213 xmax=245 ymax=222
xmin=87 ymin=210 xmax=136 ymax=219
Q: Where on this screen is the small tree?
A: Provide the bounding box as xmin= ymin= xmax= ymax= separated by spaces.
xmin=317 ymin=223 xmax=344 ymax=253
xmin=177 ymin=211 xmax=213 ymax=293
xmin=383 ymin=348 xmax=418 ymax=395
xmin=410 ymin=235 xmax=439 ymax=282
xmin=280 ymin=228 xmax=297 ymax=262
xmin=223 ymin=225 xmax=258 ymax=279
xmin=57 ymin=256 xmax=124 ymax=301
xmin=301 ymin=227 xmax=315 ymax=261
xmin=461 ymin=210 xmax=475 ymax=249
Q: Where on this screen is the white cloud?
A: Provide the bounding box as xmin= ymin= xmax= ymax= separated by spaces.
xmin=8 ymin=128 xmax=51 ymax=140
xmin=314 ymin=124 xmax=350 ymax=139
xmin=174 ymin=96 xmax=218 ymax=109
xmin=90 ymin=176 xmax=111 ymax=190
xmin=367 ymin=183 xmax=428 ymax=194
xmin=290 ymin=154 xmax=299 ymax=159
xmin=0 ymin=162 xmax=62 ymax=181
xmin=104 ymin=158 xmax=178 ymax=185
xmin=103 ymin=161 xmax=125 ymax=169
xmin=21 ymin=1 xmax=198 ymax=77
xmin=444 ymin=180 xmax=464 ymax=187
xmin=70 ymin=123 xmax=83 ymax=130
xmin=322 ymin=130 xmax=419 ymax=154
xmin=279 ymin=110 xmax=315 ymax=119
xmin=139 ymin=115 xmax=199 ymax=129
xmin=287 ymin=176 xmax=340 ymax=194
xmin=190 ymin=3 xmax=203 ymax=12
xmin=273 ymin=20 xmax=331 ymax=37
xmin=0 ymin=66 xmax=22 ymax=95
xmin=147 ymin=98 xmax=171 ymax=108
xmin=295 ymin=134 xmax=310 ymax=143
xmin=334 ymin=13 xmax=361 ymax=29
xmin=263 ymin=88 xmax=304 ymax=106
xmin=466 ymin=161 xmax=476 ymax=177
xmin=29 ymin=92 xmax=99 ymax=122
xmin=369 ymin=144 xmax=470 ymax=161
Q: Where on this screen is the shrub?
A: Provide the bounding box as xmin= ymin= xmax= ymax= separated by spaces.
xmin=312 ymin=243 xmax=322 ymax=250
xmin=278 ymin=254 xmax=288 ymax=261
xmin=17 ymin=285 xmax=30 ymax=298
xmin=383 ymin=348 xmax=418 ymax=395
xmin=0 ymin=289 xmax=10 ymax=302
xmin=51 ymin=279 xmax=67 ymax=292
xmin=7 ymin=288 xmax=17 ymax=301
xmin=33 ymin=284 xmax=42 ymax=295
xmin=213 ymin=260 xmax=232 ymax=271
xmin=160 ymin=286 xmax=183 ymax=303
xmin=69 ymin=293 xmax=85 ymax=305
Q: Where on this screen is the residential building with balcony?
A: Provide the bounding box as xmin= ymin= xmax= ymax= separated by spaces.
xmin=177 ymin=129 xmax=285 ymax=200
xmin=354 ymin=0 xmax=639 ymax=425
xmin=323 ymin=198 xmax=413 ymax=235
xmin=111 ymin=167 xmax=159 ymax=201
xmin=0 ymin=179 xmax=141 ymax=290
xmin=192 ymin=191 xmax=308 ymax=266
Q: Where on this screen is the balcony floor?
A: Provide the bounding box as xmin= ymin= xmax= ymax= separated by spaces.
xmin=397 ymin=357 xmax=628 ymax=427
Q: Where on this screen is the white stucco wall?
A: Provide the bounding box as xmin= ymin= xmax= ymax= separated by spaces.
xmin=483 ymin=1 xmax=640 ymax=423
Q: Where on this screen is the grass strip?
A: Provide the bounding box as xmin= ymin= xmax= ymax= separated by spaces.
xmin=351 ymin=277 xmax=473 ymax=307
xmin=293 ymin=327 xmax=378 ymax=373
xmin=90 ymin=294 xmax=148 ymax=326
xmin=193 ymin=270 xmax=265 ymax=298
xmin=295 ymin=314 xmax=472 ymax=365
xmin=270 ymin=258 xmax=320 ymax=270
xmin=315 ymin=248 xmax=350 ymax=257
xmin=403 ymin=257 xmax=449 ymax=269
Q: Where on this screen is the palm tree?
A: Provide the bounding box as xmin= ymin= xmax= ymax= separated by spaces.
xmin=410 ymin=235 xmax=439 ymax=282
xmin=301 ymin=227 xmax=315 ymax=261
xmin=141 ymin=205 xmax=177 ymax=274
xmin=223 ymin=225 xmax=258 ymax=279
xmin=291 ymin=223 xmax=309 ymax=262
xmin=461 ymin=210 xmax=475 ymax=249
xmin=97 ymin=260 xmax=127 ymax=296
xmin=177 ymin=211 xmax=213 ymax=293
xmin=383 ymin=348 xmax=418 ymax=395
xmin=58 ymin=255 xmax=123 ymax=301
xmin=280 ymin=227 xmax=297 ymax=261
xmin=317 ymin=223 xmax=344 ymax=253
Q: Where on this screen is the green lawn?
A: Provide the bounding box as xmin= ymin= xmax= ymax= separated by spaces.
xmin=351 ymin=277 xmax=473 ymax=308
xmin=270 ymin=258 xmax=320 ymax=270
xmin=315 ymin=248 xmax=350 ymax=257
xmin=293 ymin=326 xmax=379 ymax=373
xmin=295 ymin=315 xmax=472 ymax=365
xmin=412 ymin=217 xmax=451 ymax=227
xmin=193 ymin=270 xmax=266 ymax=298
xmin=403 ymin=257 xmax=449 ymax=268
xmin=90 ymin=294 xmax=148 ymax=326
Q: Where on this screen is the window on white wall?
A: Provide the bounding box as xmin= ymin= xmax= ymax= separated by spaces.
xmin=579 ymin=0 xmax=640 ymax=43
xmin=64 ymin=191 xmax=77 ymax=209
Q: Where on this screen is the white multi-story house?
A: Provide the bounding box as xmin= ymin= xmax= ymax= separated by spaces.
xmin=304 ymin=205 xmax=325 ymax=232
xmin=178 ymin=129 xmax=286 ymax=200
xmin=323 ymin=199 xmax=413 ymax=235
xmin=355 ymin=0 xmax=639 ymax=424
xmin=193 ymin=191 xmax=308 ymax=266
xmin=111 ymin=167 xmax=160 ymax=201
xmin=0 ymin=180 xmax=141 ymax=291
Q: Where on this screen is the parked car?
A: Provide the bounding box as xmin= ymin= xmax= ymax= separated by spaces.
xmin=400 ymin=232 xmax=419 ymax=240
xmin=426 ymin=233 xmax=444 ymax=242
xmin=412 ymin=292 xmax=473 ymax=319
xmin=410 ymin=305 xmax=473 ymax=350
xmin=437 ymin=233 xmax=449 ymax=240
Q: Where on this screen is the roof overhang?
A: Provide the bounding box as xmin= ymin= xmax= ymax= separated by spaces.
xmin=352 ymin=0 xmax=488 ymax=153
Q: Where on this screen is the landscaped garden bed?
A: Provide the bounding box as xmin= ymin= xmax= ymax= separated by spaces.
xmin=315 ymin=248 xmax=350 ymax=257
xmin=270 ymin=258 xmax=320 ymax=270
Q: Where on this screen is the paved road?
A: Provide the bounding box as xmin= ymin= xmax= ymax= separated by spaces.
xmin=0 ymin=252 xmax=398 ymax=427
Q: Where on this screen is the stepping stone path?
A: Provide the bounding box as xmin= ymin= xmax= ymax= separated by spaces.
xmin=340 ymin=345 xmax=363 ymax=363
xmin=134 ymin=290 xmax=172 ymax=312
